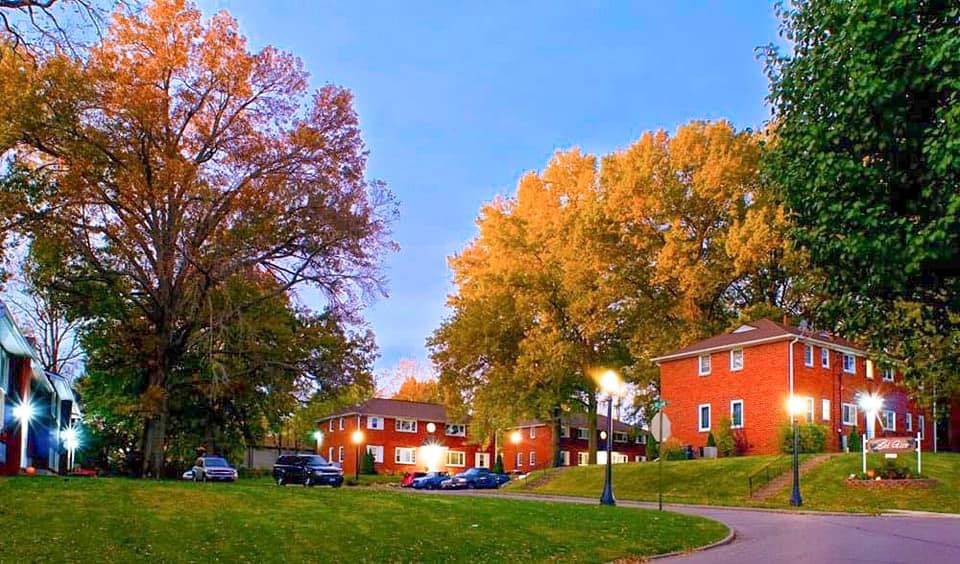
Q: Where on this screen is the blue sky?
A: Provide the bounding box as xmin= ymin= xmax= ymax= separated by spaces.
xmin=199 ymin=1 xmax=782 ymax=374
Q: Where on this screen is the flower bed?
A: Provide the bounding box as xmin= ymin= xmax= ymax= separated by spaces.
xmin=845 ymin=477 xmax=938 ymax=489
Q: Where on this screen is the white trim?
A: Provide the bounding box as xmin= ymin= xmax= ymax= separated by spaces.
xmin=395 ymin=418 xmax=418 ymax=433
xmin=529 ymin=426 xmax=536 ymax=439
xmin=560 ymin=450 xmax=570 ymax=466
xmin=652 ymin=334 xmax=867 ymax=364
xmin=475 ymin=452 xmax=490 ymax=468
xmin=366 ymin=445 xmax=384 ymax=463
xmin=841 ymin=403 xmax=857 ymax=426
xmin=446 ymin=450 xmax=466 ymax=467
xmin=576 ymin=427 xmax=590 ymax=440
xmin=918 ymin=415 xmax=925 ymax=439
xmin=444 ymin=423 xmax=466 ymax=437
xmin=803 ymin=344 xmax=814 ymax=367
xmin=366 ymin=416 xmax=384 ymax=430
xmin=577 ymin=451 xmax=589 ymax=466
xmin=338 ymin=446 xmax=344 ymax=463
xmin=528 ymin=451 xmax=536 ymax=466
xmin=515 ymin=452 xmax=523 ymax=467
xmin=730 ymin=399 xmax=744 ymax=429
xmin=338 ymin=417 xmax=344 ymax=431
xmin=394 ymin=447 xmax=417 ymax=465
xmin=698 ymin=403 xmax=711 ymax=432
xmin=906 ymin=412 xmax=913 ymax=432
xmin=698 ymin=354 xmax=712 ymax=376
xmin=820 ymin=347 xmax=830 ymax=368
xmin=729 ymin=348 xmax=744 ymax=371
xmin=881 ymin=410 xmax=896 ymax=431
xmin=822 ymin=399 xmax=831 ymax=421
xmin=842 ymin=353 xmax=856 ymax=374
xmin=882 ymin=368 xmax=895 ymax=382
xmin=560 ymin=425 xmax=570 ymax=438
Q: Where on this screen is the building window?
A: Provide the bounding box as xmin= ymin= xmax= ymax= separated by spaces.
xmin=698 ymin=354 xmax=711 ymax=376
xmin=366 ymin=445 xmax=384 ymax=463
xmin=803 ymin=344 xmax=814 ymax=367
xmin=338 ymin=417 xmax=344 ymax=431
xmin=821 ymin=348 xmax=830 ymax=368
xmin=638 ymin=434 xmax=647 ymax=445
xmin=529 ymin=426 xmax=537 ymax=439
xmin=516 ymin=452 xmax=523 ymax=467
xmin=328 ymin=447 xmax=333 ymax=461
xmin=577 ymin=452 xmax=589 ymax=466
xmin=444 ymin=424 xmax=466 ymax=436
xmin=475 ymin=453 xmax=490 ymax=468
xmin=367 ymin=416 xmax=383 ymax=430
xmin=338 ymin=446 xmax=344 ymax=463
xmin=842 ymin=403 xmax=857 ymax=426
xmin=576 ymin=427 xmax=589 ymax=440
xmin=805 ymin=397 xmax=815 ymax=423
xmin=698 ymin=404 xmax=711 ymax=432
xmin=822 ymin=399 xmax=831 ymax=421
xmin=395 ymin=418 xmax=417 ymax=433
xmin=842 ymin=354 xmax=856 ymax=374
xmin=882 ymin=368 xmax=895 ymax=382
xmin=395 ymin=447 xmax=417 ymax=465
xmin=881 ymin=410 xmax=896 ymax=431
xmin=730 ymin=348 xmax=744 ymax=371
xmin=730 ymin=400 xmax=744 ymax=429
xmin=328 ymin=419 xmax=334 ymax=432
xmin=919 ymin=415 xmax=925 ymax=438
xmin=906 ymin=412 xmax=913 ymax=432
xmin=529 ymin=451 xmax=536 ymax=466
xmin=560 ymin=425 xmax=570 ymax=438
xmin=446 ymin=450 xmax=466 ymax=467
xmin=560 ymin=451 xmax=570 ymax=466
xmin=614 ymin=432 xmax=628 ymax=443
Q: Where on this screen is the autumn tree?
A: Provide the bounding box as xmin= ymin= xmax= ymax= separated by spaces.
xmin=0 ymin=0 xmax=118 ymax=55
xmin=393 ymin=376 xmax=442 ymax=404
xmin=764 ymin=0 xmax=960 ymax=406
xmin=2 ymin=0 xmax=395 ymax=476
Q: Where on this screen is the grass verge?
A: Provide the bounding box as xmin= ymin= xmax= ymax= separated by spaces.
xmin=0 ymin=476 xmax=728 ymax=562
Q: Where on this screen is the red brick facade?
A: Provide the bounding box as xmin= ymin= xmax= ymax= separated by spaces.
xmin=502 ymin=419 xmax=646 ymax=473
xmin=657 ymin=320 xmax=937 ymax=455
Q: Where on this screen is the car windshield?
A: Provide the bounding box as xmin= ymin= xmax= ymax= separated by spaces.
xmin=204 ymin=458 xmax=229 ymax=467
xmin=302 ymin=455 xmax=330 ymax=466
xmin=464 ymin=468 xmax=484 ymax=476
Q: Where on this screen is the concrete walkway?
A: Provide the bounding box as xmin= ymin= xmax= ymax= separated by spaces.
xmin=426 ymin=490 xmax=960 ymax=563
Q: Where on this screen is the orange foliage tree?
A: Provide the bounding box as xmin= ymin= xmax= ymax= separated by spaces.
xmin=4 ymin=0 xmax=395 ymax=476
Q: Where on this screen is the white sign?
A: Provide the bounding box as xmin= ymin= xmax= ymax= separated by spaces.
xmin=650 ymin=412 xmax=671 ymax=442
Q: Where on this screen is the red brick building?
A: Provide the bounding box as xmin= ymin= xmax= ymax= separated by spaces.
xmin=654 ymin=319 xmax=938 ymax=455
xmin=318 ymin=399 xmax=495 ymax=476
xmin=503 ymin=414 xmax=647 ymax=473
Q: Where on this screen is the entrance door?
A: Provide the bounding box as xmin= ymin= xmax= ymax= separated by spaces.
xmin=475 ymin=452 xmax=490 ymax=468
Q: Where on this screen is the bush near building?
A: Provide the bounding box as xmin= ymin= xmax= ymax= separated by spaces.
xmin=778 ymin=422 xmax=828 ymax=454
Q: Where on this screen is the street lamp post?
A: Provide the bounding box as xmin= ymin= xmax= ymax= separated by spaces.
xmin=351 ymin=429 xmax=364 ymax=481
xmin=787 ymin=395 xmax=805 ymax=507
xmin=510 ymin=430 xmax=521 ymax=471
xmin=599 ymin=370 xmax=622 ymax=507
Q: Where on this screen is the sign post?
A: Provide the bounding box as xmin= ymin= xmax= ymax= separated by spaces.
xmin=916 ymin=432 xmax=922 ymax=476
xmin=861 ymin=434 xmax=867 ymax=475
xmin=650 ymin=402 xmax=671 ymax=512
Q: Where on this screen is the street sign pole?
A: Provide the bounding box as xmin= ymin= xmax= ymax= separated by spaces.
xmin=650 ymin=400 xmax=670 ymax=512
xmin=658 ymin=410 xmax=663 ymax=511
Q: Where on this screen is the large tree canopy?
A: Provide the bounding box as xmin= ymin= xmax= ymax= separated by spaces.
xmin=765 ymin=0 xmax=960 ymax=400
xmin=2 ymin=0 xmax=395 ymax=475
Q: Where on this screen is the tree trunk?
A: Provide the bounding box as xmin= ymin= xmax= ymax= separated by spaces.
xmin=588 ymin=391 xmax=598 ymax=464
xmin=140 ymin=337 xmax=171 ymax=478
xmin=551 ymin=406 xmax=562 ymax=467
xmin=141 ymin=401 xmax=167 ymax=478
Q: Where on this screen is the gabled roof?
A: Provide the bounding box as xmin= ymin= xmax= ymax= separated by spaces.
xmin=651 ymin=318 xmax=866 ymax=363
xmin=318 ymin=398 xmax=452 ymax=423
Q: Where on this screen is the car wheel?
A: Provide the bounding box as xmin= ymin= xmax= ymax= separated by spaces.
xmin=303 ymin=477 xmax=313 ymax=487
xmin=276 ymin=475 xmax=285 ymax=486
xmin=467 ymin=482 xmax=476 ymax=489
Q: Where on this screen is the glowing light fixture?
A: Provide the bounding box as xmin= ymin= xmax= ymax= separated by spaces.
xmin=510 ymin=430 xmax=522 ymax=445
xmin=420 ymin=442 xmax=445 ymax=472
xmin=426 ymin=422 xmax=437 ymax=433
xmin=786 ymin=395 xmax=806 ymax=416
xmin=351 ymin=429 xmax=364 ymax=445
xmin=312 ymin=430 xmax=323 ymax=442
xmin=600 ymin=430 xmax=608 ymax=440
xmin=858 ymin=393 xmax=883 ymax=414
xmin=61 ymin=427 xmax=80 ymax=452
xmin=13 ymin=400 xmax=34 ymax=422
xmin=599 ymin=370 xmax=623 ymax=396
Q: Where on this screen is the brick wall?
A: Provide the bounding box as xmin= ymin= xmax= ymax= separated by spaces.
xmin=502 ymin=424 xmax=646 ymax=472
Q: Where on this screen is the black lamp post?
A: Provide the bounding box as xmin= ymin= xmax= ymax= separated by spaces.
xmin=599 ymin=370 xmax=621 ymax=506
xmin=788 ymin=396 xmax=803 ymax=507
xmin=351 ymin=429 xmax=364 ymax=482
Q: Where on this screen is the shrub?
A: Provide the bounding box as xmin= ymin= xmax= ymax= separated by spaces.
xmin=493 ymin=453 xmax=504 ymax=474
xmin=848 ymin=427 xmax=862 ymax=452
xmin=778 ymin=422 xmax=828 ymax=453
xmin=360 ymin=451 xmax=376 ymax=475
xmin=706 ymin=432 xmax=717 ymax=447
xmin=660 ymin=437 xmax=687 ymax=461
xmin=645 ymin=433 xmax=659 ymax=460
xmin=714 ymin=416 xmax=737 ymax=457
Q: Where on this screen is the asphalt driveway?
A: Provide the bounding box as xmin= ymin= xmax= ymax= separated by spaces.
xmin=430 ymin=490 xmax=960 ymax=563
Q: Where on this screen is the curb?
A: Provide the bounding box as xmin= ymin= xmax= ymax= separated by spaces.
xmin=881 ymin=509 xmax=960 ymax=519
xmin=649 ymin=527 xmax=737 ymax=561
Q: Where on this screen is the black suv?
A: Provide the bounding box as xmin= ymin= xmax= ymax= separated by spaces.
xmin=273 ymin=454 xmax=344 ymax=487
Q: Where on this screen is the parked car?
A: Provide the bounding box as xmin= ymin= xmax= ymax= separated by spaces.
xmin=272 ymin=454 xmax=344 ymax=487
xmin=411 ymin=471 xmax=450 ymax=490
xmin=182 ymin=469 xmax=195 ymax=480
xmin=399 ymin=471 xmax=427 ymax=488
xmin=439 ymin=468 xmax=503 ymax=490
xmin=192 ymin=456 xmax=238 ymax=482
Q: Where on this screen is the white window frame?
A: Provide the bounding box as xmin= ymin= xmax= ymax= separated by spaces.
xmin=918 ymin=415 xmax=925 ymax=439
xmin=366 ymin=445 xmax=384 ymax=463
xmin=576 ymin=427 xmax=589 ymax=440
xmin=882 ymin=368 xmax=895 ymax=382
xmin=730 ymin=400 xmax=744 ymax=429
xmin=516 ymin=452 xmax=523 ymax=467
xmin=729 ymin=348 xmax=744 ymax=371
xmin=560 ymin=425 xmax=570 ymax=438
xmin=475 ymin=452 xmax=490 ymax=468
xmin=395 ymin=447 xmax=417 ymax=465
xmin=842 ymin=403 xmax=857 ymax=426
xmin=529 ymin=426 xmax=537 ymax=439
xmin=338 ymin=446 xmax=344 ymax=463
xmin=444 ymin=424 xmax=466 ymax=437
xmin=843 ymin=354 xmax=856 ymax=374
xmin=822 ymin=399 xmax=831 ymax=421
xmin=560 ymin=451 xmax=570 ymax=466
xmin=328 ymin=419 xmax=334 ymax=432
xmin=881 ymin=410 xmax=896 ymax=431
xmin=905 ymin=412 xmax=913 ymax=432
xmin=698 ymin=354 xmax=712 ymax=376
xmin=698 ymin=403 xmax=711 ymax=432
xmin=328 ymin=446 xmax=334 ymax=461
xmin=613 ymin=431 xmax=628 ymax=443
xmin=338 ymin=417 xmax=344 ymax=431
xmin=446 ymin=450 xmax=466 ymax=467
xmin=366 ymin=416 xmax=383 ymax=430
xmin=528 ymin=451 xmax=536 ymax=466
xmin=805 ymin=397 xmax=815 ymax=423
xmin=821 ymin=347 xmax=830 ymax=368
xmin=577 ymin=452 xmax=589 ymax=466
xmin=395 ymin=418 xmax=418 ymax=433
xmin=803 ymin=344 xmax=814 ymax=367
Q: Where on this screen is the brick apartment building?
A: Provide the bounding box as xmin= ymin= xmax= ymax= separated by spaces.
xmin=654 ymin=318 xmax=945 ymax=455
xmin=319 ymin=398 xmax=644 ymax=476
xmin=503 ymin=414 xmax=646 ymax=473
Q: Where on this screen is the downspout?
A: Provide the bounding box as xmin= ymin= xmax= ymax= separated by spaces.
xmin=788 ymin=336 xmax=800 ymax=406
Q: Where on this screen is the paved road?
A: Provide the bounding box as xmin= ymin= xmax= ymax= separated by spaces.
xmin=431 ymin=490 xmax=960 ymax=563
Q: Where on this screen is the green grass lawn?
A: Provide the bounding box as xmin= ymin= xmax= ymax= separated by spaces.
xmin=0 ymin=476 xmax=728 ymax=562
xmin=764 ymin=452 xmax=960 ymax=514
xmin=510 ymin=454 xmax=789 ymax=506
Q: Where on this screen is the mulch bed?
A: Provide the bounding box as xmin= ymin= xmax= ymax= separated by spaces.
xmin=844 ymin=478 xmax=938 ymax=489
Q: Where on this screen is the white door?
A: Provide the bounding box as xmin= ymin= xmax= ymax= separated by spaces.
xmin=560 ymin=451 xmax=570 ymax=466
xmin=475 ymin=452 xmax=490 ymax=468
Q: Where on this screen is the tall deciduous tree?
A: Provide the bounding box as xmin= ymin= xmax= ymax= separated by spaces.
xmin=764 ymin=0 xmax=960 ymax=403
xmin=3 ymin=0 xmax=395 ymax=475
